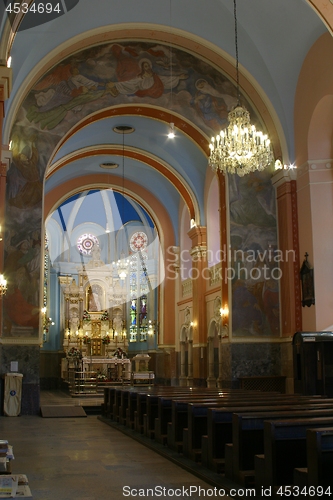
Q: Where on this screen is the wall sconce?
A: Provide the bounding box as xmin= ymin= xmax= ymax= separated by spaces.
xmin=300 ymin=252 xmax=315 ymax=307
xmin=41 ymin=306 xmax=55 ymax=342
xmin=148 ymin=320 xmax=158 ymax=335
xmin=0 ymin=274 xmax=7 ymax=296
xmin=220 ymin=306 xmax=229 ymax=338
xmin=0 ymin=225 xmax=3 ymax=241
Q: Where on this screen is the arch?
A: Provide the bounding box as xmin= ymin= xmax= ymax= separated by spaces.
xmin=307 ymin=96 xmax=333 ymax=160
xmin=47 ymin=144 xmax=199 ymax=222
xmin=295 ymin=33 xmax=333 ymax=166
xmin=4 ymin=27 xmax=282 ymax=158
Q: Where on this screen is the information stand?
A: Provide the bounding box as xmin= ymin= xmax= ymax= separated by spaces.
xmin=3 ymin=374 xmax=23 ymax=417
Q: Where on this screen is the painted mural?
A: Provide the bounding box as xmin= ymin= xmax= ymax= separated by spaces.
xmin=4 ymin=40 xmax=279 ymax=338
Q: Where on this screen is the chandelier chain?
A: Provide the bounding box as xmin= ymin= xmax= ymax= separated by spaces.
xmin=233 ymin=0 xmax=240 ymax=105
xmin=208 ymin=0 xmax=274 ymax=176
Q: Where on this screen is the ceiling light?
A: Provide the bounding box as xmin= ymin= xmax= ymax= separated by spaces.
xmin=208 ymin=0 xmax=274 ymax=177
xmin=100 ymin=162 xmax=118 ymax=169
xmin=168 ymin=122 xmax=175 ymax=139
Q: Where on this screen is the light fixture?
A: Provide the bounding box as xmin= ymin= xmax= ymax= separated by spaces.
xmin=209 ymin=0 xmax=274 ymax=177
xmin=275 ymin=159 xmax=297 ymax=171
xmin=0 ymin=274 xmax=7 ymax=296
xmin=113 ymin=125 xmax=134 ymax=280
xmin=0 ymin=224 xmax=2 ymax=241
xmin=7 ymin=57 xmax=11 ymax=68
xmin=219 ymin=306 xmax=229 ymax=338
xmin=105 ymin=223 xmax=110 ymax=234
xmin=100 ymin=162 xmax=118 ymax=169
xmin=168 ymin=122 xmax=175 ymax=139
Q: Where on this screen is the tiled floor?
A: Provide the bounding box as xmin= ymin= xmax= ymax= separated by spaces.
xmin=0 ymin=391 xmax=215 ymax=500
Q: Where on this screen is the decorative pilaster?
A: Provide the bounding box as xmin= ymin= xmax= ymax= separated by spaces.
xmin=179 ymin=340 xmax=187 ymax=386
xmin=188 ymin=226 xmax=207 ymax=344
xmin=0 ymin=66 xmax=12 ymax=337
xmin=187 ymin=339 xmax=193 ymax=386
xmin=206 ymin=337 xmax=216 ymax=388
xmin=272 ymin=169 xmax=301 ymax=335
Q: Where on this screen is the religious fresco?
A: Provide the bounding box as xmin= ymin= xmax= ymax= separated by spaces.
xmin=4 ymin=40 xmax=279 ymax=338
xmin=228 ymin=170 xmax=280 ymax=337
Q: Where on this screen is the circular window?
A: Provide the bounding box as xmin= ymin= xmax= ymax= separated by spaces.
xmin=77 ymin=234 xmax=99 ymax=255
xmin=129 ymin=231 xmax=148 ymax=252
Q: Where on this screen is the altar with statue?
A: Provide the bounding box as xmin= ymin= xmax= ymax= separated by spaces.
xmin=58 ymin=239 xmax=156 ymax=391
xmin=59 ymin=246 xmax=131 ymax=388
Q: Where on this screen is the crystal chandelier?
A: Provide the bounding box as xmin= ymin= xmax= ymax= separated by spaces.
xmin=209 ymin=0 xmax=274 ymax=177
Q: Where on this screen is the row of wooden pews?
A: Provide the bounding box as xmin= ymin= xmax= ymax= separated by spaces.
xmin=100 ymin=386 xmax=333 ymax=495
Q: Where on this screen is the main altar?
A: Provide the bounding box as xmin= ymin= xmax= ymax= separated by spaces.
xmin=57 ymin=237 xmax=156 ymax=392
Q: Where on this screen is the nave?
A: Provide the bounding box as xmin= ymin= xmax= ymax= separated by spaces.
xmin=0 ymin=389 xmax=215 ymax=500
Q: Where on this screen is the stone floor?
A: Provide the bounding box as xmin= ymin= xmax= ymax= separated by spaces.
xmin=0 ymin=391 xmax=216 ymax=500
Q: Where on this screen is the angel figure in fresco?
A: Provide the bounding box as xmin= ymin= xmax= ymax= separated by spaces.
xmin=32 ymin=63 xmax=100 ymax=112
xmin=7 ymin=139 xmax=42 ymax=209
xmin=193 ymin=79 xmax=237 ymax=130
xmin=26 ymin=64 xmax=107 ymax=130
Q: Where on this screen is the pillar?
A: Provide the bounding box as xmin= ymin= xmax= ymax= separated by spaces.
xmin=0 ymin=66 xmax=12 ymax=335
xmin=272 ymin=169 xmax=302 ymax=336
xmin=206 ymin=337 xmax=216 ymax=388
xmin=179 ymin=340 xmax=187 ymax=386
xmin=188 ymin=225 xmax=207 ymax=383
xmin=187 ymin=339 xmax=193 ymax=386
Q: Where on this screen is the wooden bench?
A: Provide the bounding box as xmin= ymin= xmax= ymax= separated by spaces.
xmin=230 ymin=406 xmax=333 ymax=484
xmin=153 ymin=390 xmax=238 ymax=444
xmin=201 ymin=399 xmax=333 ymax=474
xmin=168 ymin=393 xmax=299 ymax=455
xmin=294 ymin=427 xmax=333 ymax=488
xmin=182 ymin=395 xmax=328 ymax=463
xmin=255 ymin=416 xmax=333 ymax=491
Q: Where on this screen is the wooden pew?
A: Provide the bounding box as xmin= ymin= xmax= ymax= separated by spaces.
xmin=182 ymin=395 xmax=328 ymax=462
xmin=294 ymin=427 xmax=333 ymax=488
xmin=201 ymin=399 xmax=333 ymax=474
xmin=154 ymin=389 xmax=257 ymax=445
xmin=230 ymin=406 xmax=333 ymax=484
xmin=254 ymin=416 xmax=333 ymax=491
xmin=134 ymin=388 xmax=228 ymax=434
xmin=167 ymin=393 xmax=294 ymax=455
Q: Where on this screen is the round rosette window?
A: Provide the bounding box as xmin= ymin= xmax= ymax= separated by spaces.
xmin=76 ymin=234 xmax=99 ymax=255
xmin=129 ymin=231 xmax=148 ymax=252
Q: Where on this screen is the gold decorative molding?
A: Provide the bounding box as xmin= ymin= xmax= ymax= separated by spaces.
xmin=0 ymin=66 xmax=12 ymax=100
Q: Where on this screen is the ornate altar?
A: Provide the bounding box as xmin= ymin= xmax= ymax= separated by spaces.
xmin=59 ymin=243 xmax=128 ymax=357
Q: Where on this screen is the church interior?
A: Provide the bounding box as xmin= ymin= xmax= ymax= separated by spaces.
xmin=0 ymin=0 xmax=333 ymax=416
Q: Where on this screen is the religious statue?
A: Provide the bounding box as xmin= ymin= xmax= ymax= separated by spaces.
xmin=112 ymin=312 xmax=123 ymax=335
xmin=91 ymin=243 xmax=101 ymax=261
xmin=69 ymin=309 xmax=80 ymax=333
xmin=88 ymin=285 xmax=101 ymax=311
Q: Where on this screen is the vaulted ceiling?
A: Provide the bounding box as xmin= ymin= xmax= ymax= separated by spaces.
xmin=1 ymin=0 xmax=328 ymax=241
